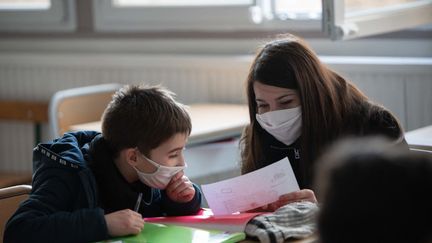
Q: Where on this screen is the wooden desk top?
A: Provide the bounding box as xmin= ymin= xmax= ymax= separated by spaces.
xmin=69 ymin=103 xmax=250 ymax=146
xmin=405 ymin=125 xmax=432 ymax=150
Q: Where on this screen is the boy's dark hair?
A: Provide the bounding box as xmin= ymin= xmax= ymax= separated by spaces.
xmin=315 ymin=137 xmax=432 ymax=243
xmin=101 ymin=85 xmax=191 ymax=157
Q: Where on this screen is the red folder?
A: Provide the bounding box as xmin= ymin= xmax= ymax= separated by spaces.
xmin=144 ymin=208 xmax=264 ymax=233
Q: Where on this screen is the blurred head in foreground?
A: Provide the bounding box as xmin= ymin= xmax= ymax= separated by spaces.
xmin=315 ymin=136 xmax=432 ymax=243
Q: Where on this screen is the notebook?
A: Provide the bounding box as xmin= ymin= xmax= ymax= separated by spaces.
xmin=100 ymin=222 xmax=246 ymax=243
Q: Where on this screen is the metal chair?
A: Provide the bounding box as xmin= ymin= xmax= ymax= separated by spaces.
xmin=0 ymin=185 xmax=32 ymax=241
xmin=48 ymin=83 xmax=123 ymax=139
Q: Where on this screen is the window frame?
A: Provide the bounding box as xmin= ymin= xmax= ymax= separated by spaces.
xmin=0 ymin=0 xmax=76 ymax=32
xmin=92 ymin=0 xmax=321 ymax=32
xmin=323 ymin=0 xmax=432 ymax=40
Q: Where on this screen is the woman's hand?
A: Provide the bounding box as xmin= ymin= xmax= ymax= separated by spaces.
xmin=166 ymin=171 xmax=196 ymax=203
xmin=105 ymin=209 xmax=144 ymax=237
xmin=265 ymin=189 xmax=317 ymax=211
xmin=246 ymin=189 xmax=317 ymax=212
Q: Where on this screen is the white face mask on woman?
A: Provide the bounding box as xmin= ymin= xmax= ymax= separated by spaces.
xmin=133 ymin=153 xmax=186 ymax=190
xmin=256 ymin=106 xmax=302 ymax=146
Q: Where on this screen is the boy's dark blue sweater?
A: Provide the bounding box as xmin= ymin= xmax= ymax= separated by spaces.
xmin=4 ymin=131 xmax=202 ymax=243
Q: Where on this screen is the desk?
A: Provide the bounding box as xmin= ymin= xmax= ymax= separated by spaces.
xmin=0 ymin=171 xmax=32 ymax=188
xmin=69 ymin=103 xmax=250 ymax=146
xmin=405 ymin=125 xmax=432 ymax=150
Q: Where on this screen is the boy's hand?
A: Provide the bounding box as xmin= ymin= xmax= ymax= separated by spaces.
xmin=105 ymin=209 xmax=144 ymax=237
xmin=166 ymin=171 xmax=196 ymax=203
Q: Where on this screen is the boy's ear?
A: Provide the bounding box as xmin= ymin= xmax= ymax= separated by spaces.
xmin=124 ymin=148 xmax=139 ymax=167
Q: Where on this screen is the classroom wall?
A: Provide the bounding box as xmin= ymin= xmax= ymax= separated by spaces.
xmin=0 ymin=38 xmax=431 ymax=175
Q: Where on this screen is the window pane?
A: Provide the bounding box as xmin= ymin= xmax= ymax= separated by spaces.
xmin=276 ymin=0 xmax=321 ymax=20
xmin=0 ymin=0 xmax=50 ymax=10
xmin=324 ymin=0 xmax=432 ymax=40
xmin=345 ymin=0 xmax=422 ymax=13
xmin=113 ymin=0 xmax=252 ymax=7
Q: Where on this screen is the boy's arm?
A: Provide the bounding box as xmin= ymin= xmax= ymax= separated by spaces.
xmin=4 ymin=168 xmax=109 ymax=243
xmin=161 ymin=183 xmax=202 ymax=216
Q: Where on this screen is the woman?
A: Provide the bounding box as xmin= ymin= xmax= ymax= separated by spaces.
xmin=240 ymin=34 xmax=407 ymax=209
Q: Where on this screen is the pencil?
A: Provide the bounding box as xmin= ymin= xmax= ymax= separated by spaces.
xmin=134 ymin=192 xmax=143 ymax=212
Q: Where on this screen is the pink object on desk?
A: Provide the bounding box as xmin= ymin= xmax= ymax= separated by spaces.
xmin=144 ymin=208 xmax=264 ymax=233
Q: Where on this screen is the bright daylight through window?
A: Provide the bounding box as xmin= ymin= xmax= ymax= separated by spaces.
xmin=113 ymin=0 xmax=252 ymax=7
xmin=324 ymin=0 xmax=432 ymax=40
xmin=0 ymin=0 xmax=50 ymax=10
xmin=0 ymin=0 xmax=430 ymax=39
xmin=0 ymin=0 xmax=75 ymax=31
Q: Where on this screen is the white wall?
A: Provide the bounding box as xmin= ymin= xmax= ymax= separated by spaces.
xmin=0 ymin=37 xmax=431 ymax=174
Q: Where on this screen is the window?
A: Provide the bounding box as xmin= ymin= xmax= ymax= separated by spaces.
xmin=112 ymin=0 xmax=252 ymax=7
xmin=0 ymin=0 xmax=75 ymax=32
xmin=323 ymin=0 xmax=432 ymax=40
xmin=94 ymin=0 xmax=254 ymax=31
xmin=1 ymin=0 xmax=428 ymax=38
xmin=92 ymin=0 xmax=321 ymax=32
xmin=0 ymin=0 xmax=50 ymax=10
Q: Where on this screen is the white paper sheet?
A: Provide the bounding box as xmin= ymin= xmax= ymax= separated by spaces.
xmin=201 ymin=157 xmax=300 ymax=215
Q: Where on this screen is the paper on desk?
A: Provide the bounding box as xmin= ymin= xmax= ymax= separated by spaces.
xmin=201 ymin=157 xmax=299 ymax=215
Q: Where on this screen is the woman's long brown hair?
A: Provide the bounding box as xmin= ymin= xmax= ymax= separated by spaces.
xmin=241 ymin=34 xmax=369 ymax=183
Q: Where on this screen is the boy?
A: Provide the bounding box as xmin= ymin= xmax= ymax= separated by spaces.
xmin=4 ymin=85 xmax=202 ymax=243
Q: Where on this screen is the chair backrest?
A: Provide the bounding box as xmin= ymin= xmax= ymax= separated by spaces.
xmin=0 ymin=185 xmax=32 ymax=241
xmin=49 ymin=83 xmax=123 ymax=139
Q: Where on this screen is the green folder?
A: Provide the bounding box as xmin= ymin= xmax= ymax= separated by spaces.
xmin=100 ymin=222 xmax=246 ymax=243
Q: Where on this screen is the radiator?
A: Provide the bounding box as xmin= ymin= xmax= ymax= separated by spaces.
xmin=0 ymin=53 xmax=431 ymax=172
